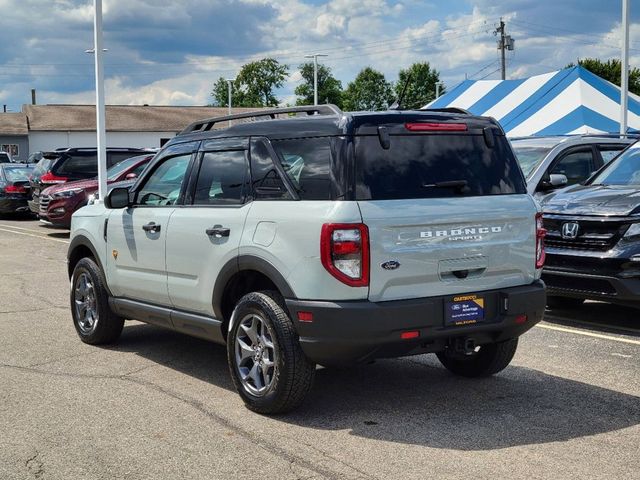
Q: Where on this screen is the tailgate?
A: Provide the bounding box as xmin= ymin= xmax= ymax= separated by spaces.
xmin=360 ymin=195 xmax=537 ymax=302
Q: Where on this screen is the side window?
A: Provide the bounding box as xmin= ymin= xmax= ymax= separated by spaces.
xmin=136 ymin=154 xmax=191 ymax=206
xmin=271 ymin=137 xmax=333 ymax=200
xmin=598 ymin=145 xmax=626 ymax=164
xmin=130 ymin=161 xmax=148 ymax=178
xmin=550 ymin=149 xmax=594 ymax=186
xmin=250 ymin=139 xmax=292 ymax=200
xmin=193 ymin=150 xmax=248 ymax=205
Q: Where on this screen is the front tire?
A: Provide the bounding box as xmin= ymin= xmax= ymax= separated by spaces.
xmin=436 ymin=338 xmax=518 ymax=377
xmin=70 ymin=257 xmax=124 ymax=345
xmin=227 ymin=291 xmax=315 ymax=414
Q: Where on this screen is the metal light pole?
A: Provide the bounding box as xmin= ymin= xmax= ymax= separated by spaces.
xmin=620 ymin=0 xmax=630 ymax=135
xmin=226 ymin=78 xmax=234 ymax=127
xmin=90 ymin=0 xmax=107 ymax=203
xmin=435 ymin=82 xmax=444 ymax=99
xmin=304 ymin=54 xmax=328 ymax=105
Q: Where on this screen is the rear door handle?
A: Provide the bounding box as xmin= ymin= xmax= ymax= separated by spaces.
xmin=206 ymin=226 xmax=230 ymax=238
xmin=142 ymin=222 xmax=161 ymax=233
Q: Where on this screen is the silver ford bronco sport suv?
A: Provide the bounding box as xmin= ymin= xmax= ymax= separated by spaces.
xmin=67 ymin=105 xmax=546 ymax=414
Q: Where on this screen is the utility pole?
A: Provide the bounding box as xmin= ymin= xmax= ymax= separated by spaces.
xmin=435 ymin=82 xmax=443 ymax=99
xmin=226 ymin=78 xmax=234 ymax=127
xmin=304 ymin=53 xmax=328 ymax=105
xmin=621 ymin=0 xmax=630 ymax=135
xmin=495 ymin=18 xmax=514 ymax=80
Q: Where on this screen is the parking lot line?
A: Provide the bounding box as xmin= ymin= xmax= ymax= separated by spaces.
xmin=0 ymin=226 xmax=69 ymax=244
xmin=537 ymin=323 xmax=640 ymax=346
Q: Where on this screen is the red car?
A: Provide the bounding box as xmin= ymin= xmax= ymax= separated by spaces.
xmin=40 ymin=154 xmax=152 ymax=228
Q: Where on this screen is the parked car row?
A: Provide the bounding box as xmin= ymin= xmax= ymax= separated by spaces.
xmin=0 ymin=147 xmax=155 ymax=220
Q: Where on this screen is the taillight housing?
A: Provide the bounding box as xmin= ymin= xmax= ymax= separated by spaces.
xmin=4 ymin=185 xmax=26 ymax=193
xmin=40 ymin=172 xmax=68 ymax=184
xmin=320 ymin=223 xmax=369 ymax=287
xmin=535 ymin=213 xmax=546 ymax=269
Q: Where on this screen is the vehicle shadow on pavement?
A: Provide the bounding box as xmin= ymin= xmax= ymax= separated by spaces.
xmin=113 ymin=323 xmax=640 ymax=451
xmin=545 ymin=302 xmax=640 ymax=336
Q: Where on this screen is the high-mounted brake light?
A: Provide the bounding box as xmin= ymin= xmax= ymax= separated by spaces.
xmin=4 ymin=185 xmax=26 ymax=193
xmin=320 ymin=223 xmax=369 ymax=287
xmin=535 ymin=213 xmax=546 ymax=269
xmin=40 ymin=172 xmax=68 ymax=184
xmin=405 ymin=122 xmax=468 ymax=132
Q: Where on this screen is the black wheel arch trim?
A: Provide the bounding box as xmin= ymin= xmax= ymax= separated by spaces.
xmin=212 ymin=255 xmax=296 ymax=320
xmin=67 ymin=235 xmax=104 ymax=278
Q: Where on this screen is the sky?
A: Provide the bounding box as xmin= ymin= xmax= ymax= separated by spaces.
xmin=0 ymin=0 xmax=639 ymax=112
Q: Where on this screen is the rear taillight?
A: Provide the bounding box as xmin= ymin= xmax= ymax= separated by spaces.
xmin=320 ymin=223 xmax=369 ymax=287
xmin=4 ymin=185 xmax=26 ymax=193
xmin=535 ymin=213 xmax=546 ymax=269
xmin=40 ymin=172 xmax=68 ymax=184
xmin=405 ymin=122 xmax=468 ymax=132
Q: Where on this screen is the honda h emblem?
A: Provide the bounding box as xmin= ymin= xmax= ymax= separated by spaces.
xmin=561 ymin=222 xmax=580 ymax=239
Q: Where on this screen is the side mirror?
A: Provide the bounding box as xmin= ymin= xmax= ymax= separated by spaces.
xmin=549 ymin=173 xmax=568 ymax=187
xmin=540 ymin=173 xmax=568 ymax=191
xmin=105 ymin=187 xmax=130 ymax=209
xmin=125 ymin=172 xmax=138 ymax=180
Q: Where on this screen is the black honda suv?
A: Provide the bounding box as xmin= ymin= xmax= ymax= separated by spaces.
xmin=541 ymin=141 xmax=640 ymax=308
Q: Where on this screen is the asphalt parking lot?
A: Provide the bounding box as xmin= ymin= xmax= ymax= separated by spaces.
xmin=1 ymin=217 xmax=639 ymax=480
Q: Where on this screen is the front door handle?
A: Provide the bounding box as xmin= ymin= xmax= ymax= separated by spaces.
xmin=206 ymin=225 xmax=230 ymax=238
xmin=142 ymin=222 xmax=161 ymax=233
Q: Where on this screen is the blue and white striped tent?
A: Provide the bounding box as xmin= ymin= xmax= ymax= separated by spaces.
xmin=426 ymin=66 xmax=640 ymax=136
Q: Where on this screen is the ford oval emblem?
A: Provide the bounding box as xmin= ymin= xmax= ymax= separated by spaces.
xmin=381 ymin=260 xmax=400 ymax=270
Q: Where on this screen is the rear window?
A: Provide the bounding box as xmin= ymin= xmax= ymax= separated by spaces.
xmin=0 ymin=153 xmax=11 ymax=163
xmin=53 ymin=154 xmax=98 ymax=177
xmin=355 ymin=134 xmax=526 ymax=200
xmin=33 ymin=158 xmax=55 ymax=176
xmin=3 ymin=166 xmax=32 ymax=182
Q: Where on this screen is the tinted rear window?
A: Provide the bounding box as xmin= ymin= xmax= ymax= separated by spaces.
xmin=33 ymin=158 xmax=55 ymax=176
xmin=355 ymin=134 xmax=526 ymax=200
xmin=0 ymin=153 xmax=10 ymax=163
xmin=53 ymin=154 xmax=98 ymax=177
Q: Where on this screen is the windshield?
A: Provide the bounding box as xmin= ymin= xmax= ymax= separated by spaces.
xmin=4 ymin=166 xmax=33 ymax=182
xmin=107 ymin=157 xmax=141 ymax=181
xmin=511 ymin=145 xmax=553 ymax=178
xmin=590 ymin=144 xmax=640 ymax=186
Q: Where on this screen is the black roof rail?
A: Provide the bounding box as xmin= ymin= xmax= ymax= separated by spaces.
xmin=421 ymin=107 xmax=472 ymax=115
xmin=180 ymin=104 xmax=342 ymax=135
xmin=578 ymin=133 xmax=640 ymax=139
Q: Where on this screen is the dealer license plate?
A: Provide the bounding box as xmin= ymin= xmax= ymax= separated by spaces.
xmin=445 ymin=294 xmax=485 ymax=326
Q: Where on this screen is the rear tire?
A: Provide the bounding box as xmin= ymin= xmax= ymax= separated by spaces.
xmin=436 ymin=338 xmax=518 ymax=377
xmin=546 ymin=296 xmax=584 ymax=309
xmin=70 ymin=257 xmax=124 ymax=345
xmin=227 ymin=291 xmax=315 ymax=414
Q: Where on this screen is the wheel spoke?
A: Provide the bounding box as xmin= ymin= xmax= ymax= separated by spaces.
xmin=248 ymin=362 xmax=262 ymax=389
xmin=236 ymin=337 xmax=254 ymax=362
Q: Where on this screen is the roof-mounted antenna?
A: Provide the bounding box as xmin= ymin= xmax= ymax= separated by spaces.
xmin=389 ymin=73 xmax=412 ymax=110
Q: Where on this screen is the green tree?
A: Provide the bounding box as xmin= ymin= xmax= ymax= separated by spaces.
xmin=395 ymin=62 xmax=444 ymax=109
xmin=566 ymin=58 xmax=640 ymax=96
xmin=211 ymin=77 xmax=231 ymax=107
xmin=294 ymin=62 xmax=343 ymax=107
xmin=211 ymin=58 xmax=289 ymax=107
xmin=343 ymin=67 xmax=394 ymax=111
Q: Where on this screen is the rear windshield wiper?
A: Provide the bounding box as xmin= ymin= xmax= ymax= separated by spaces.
xmin=421 ymin=180 xmax=469 ymax=190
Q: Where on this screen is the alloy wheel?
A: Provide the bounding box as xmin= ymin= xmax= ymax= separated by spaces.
xmin=234 ymin=313 xmax=278 ymax=396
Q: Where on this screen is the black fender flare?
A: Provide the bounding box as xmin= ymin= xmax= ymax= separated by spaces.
xmin=67 ymin=235 xmax=105 ymax=279
xmin=212 ymin=255 xmax=295 ymax=320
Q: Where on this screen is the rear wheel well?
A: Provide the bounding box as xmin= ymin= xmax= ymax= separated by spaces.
xmin=220 ymin=270 xmax=282 ymax=338
xmin=68 ymin=245 xmax=95 ymax=278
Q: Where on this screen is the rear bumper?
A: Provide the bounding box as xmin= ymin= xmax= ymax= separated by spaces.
xmin=0 ymin=197 xmax=31 ymax=213
xmin=286 ymin=280 xmax=546 ymax=366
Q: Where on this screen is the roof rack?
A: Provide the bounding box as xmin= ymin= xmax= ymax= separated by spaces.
xmin=421 ymin=107 xmax=472 ymax=115
xmin=180 ymin=104 xmax=343 ymax=135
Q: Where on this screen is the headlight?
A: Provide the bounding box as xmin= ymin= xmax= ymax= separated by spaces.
xmin=51 ymin=188 xmax=83 ymax=199
xmin=624 ymin=223 xmax=640 ymax=238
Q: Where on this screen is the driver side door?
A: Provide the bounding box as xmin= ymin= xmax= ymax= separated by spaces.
xmin=106 ymin=143 xmax=197 ymax=306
